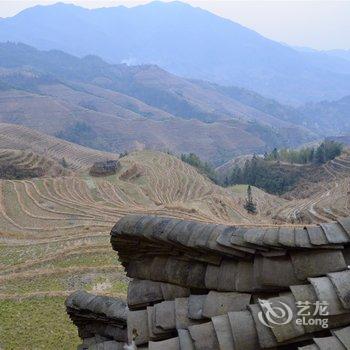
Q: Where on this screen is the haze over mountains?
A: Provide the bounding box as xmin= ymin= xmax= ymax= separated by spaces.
xmin=1 ymin=42 xmax=350 ymax=163
xmin=0 ymin=42 xmax=320 ymax=164
xmin=1 ymin=1 xmax=350 ymax=104
xmin=0 ymin=1 xmax=349 ymax=164
xmin=0 ymin=3 xmax=350 ymax=348
xmin=326 ymin=49 xmax=350 ymax=62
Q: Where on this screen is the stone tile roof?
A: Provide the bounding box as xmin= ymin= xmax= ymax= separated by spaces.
xmin=298 ymin=325 xmax=350 ymax=349
xmin=66 ymin=291 xmax=128 ymax=349
xmin=67 ymin=214 xmax=350 ymax=349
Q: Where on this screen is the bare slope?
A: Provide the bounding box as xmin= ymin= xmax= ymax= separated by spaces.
xmin=0 ymin=139 xmax=313 ymax=349
xmin=0 ymin=149 xmax=274 ymax=343
xmin=0 ymin=123 xmax=117 ymax=170
xmin=0 ymin=43 xmax=316 ymax=164
xmin=0 ymin=149 xmax=270 ymax=243
xmin=0 ymin=148 xmax=70 ymax=178
xmin=271 ymin=152 xmax=350 ymax=223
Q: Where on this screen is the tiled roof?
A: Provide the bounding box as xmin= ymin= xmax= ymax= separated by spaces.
xmin=67 ymin=214 xmax=350 ymax=349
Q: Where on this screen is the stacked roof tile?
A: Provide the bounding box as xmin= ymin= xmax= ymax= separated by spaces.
xmin=67 ymin=214 xmax=350 ymax=349
xmin=66 ymin=291 xmax=128 ymax=349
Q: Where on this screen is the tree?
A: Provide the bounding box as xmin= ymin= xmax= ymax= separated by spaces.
xmin=180 ymin=153 xmax=218 ymax=183
xmin=263 ymin=140 xmax=343 ymax=165
xmin=315 ymin=144 xmax=325 ymax=164
xmin=60 ymin=157 xmax=68 ymax=168
xmin=244 ymin=185 xmax=257 ymax=214
xmin=228 ymin=165 xmax=243 ymax=185
xmin=271 ymin=148 xmax=279 ymax=161
xmin=119 ymin=151 xmax=128 ymax=158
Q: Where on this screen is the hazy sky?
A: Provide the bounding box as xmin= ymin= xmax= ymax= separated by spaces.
xmin=0 ymin=0 xmax=349 ymax=50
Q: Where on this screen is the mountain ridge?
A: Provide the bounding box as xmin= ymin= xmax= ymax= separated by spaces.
xmin=0 ymin=42 xmax=317 ymax=164
xmin=0 ymin=1 xmax=350 ymax=103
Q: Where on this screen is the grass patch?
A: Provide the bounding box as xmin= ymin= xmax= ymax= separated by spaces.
xmin=42 ymin=251 xmax=119 ymax=269
xmin=0 ymin=236 xmax=110 ymax=268
xmin=0 ymin=296 xmax=80 ymax=350
xmin=0 ymin=245 xmax=50 ymax=267
xmin=1 ymin=272 xmax=126 ymax=295
xmin=0 ymin=275 xmax=62 ymax=294
xmin=109 ymin=280 xmax=128 ymax=295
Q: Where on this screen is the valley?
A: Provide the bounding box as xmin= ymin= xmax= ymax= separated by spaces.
xmin=0 ymin=2 xmax=348 ymax=349
xmin=0 ymin=111 xmax=349 ymax=350
xmin=1 ymin=2 xmax=350 ymax=103
xmin=0 ymin=42 xmax=321 ymax=164
xmin=0 ymin=64 xmax=350 ymax=350
xmin=0 ymin=87 xmax=348 ymax=349
xmin=0 ymin=128 xmax=270 ymax=349
xmin=274 ymin=153 xmax=350 ymax=223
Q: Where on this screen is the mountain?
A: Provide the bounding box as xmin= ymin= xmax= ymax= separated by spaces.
xmin=0 ymin=2 xmax=350 ymax=104
xmin=205 ymin=82 xmax=350 ymax=137
xmin=327 ymin=135 xmax=350 ymax=146
xmin=298 ymin=95 xmax=350 ymax=136
xmin=0 ymin=42 xmax=317 ymax=165
xmin=326 ymin=49 xmax=350 ymax=62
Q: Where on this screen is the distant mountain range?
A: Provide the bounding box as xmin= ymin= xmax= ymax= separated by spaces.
xmin=0 ymin=1 xmax=350 ymax=104
xmin=0 ymin=42 xmax=325 ymax=164
xmin=294 ymin=46 xmax=350 ymax=62
xmin=326 ymin=49 xmax=350 ymax=62
xmin=0 ymin=42 xmax=349 ymax=164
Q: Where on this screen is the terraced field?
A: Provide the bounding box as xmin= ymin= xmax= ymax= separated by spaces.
xmin=1 ymin=145 xmax=274 ymax=349
xmin=273 ymin=152 xmax=350 ymax=223
xmin=0 ymin=148 xmax=70 ymax=177
xmin=0 ymin=123 xmax=117 ymax=171
xmin=1 ymin=124 xmax=348 ymax=348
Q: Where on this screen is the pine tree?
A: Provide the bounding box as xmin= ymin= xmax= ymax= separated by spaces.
xmin=60 ymin=157 xmax=68 ymax=168
xmin=315 ymin=144 xmax=326 ymax=164
xmin=244 ymin=185 xmax=257 ymax=214
xmin=271 ymin=148 xmax=279 ymax=161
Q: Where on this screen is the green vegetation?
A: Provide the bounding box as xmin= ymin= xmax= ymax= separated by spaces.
xmin=0 ymin=230 xmax=125 ymax=349
xmin=119 ymin=151 xmax=129 ymax=158
xmin=180 ymin=153 xmax=218 ymax=183
xmin=225 ymin=155 xmax=304 ymax=195
xmin=264 ymin=140 xmax=343 ymax=164
xmin=244 ymin=185 xmax=257 ymax=214
xmin=60 ymin=157 xmax=68 ymax=168
xmin=0 ymin=297 xmax=80 ymax=350
xmin=221 ymin=141 xmax=344 ymax=195
xmin=180 ymin=146 xmax=343 ymax=195
xmin=0 ymin=164 xmax=44 ymax=179
xmin=0 ymin=241 xmax=127 ymax=349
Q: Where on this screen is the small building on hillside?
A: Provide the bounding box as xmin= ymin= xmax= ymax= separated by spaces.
xmin=89 ymin=160 xmax=120 ymax=177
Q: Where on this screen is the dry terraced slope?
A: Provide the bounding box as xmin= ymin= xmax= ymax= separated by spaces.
xmin=0 ymin=144 xmax=278 ymax=349
xmin=0 ymin=43 xmax=317 ymax=163
xmin=273 ymin=152 xmax=350 ymax=224
xmin=0 ymin=148 xmax=70 ymax=178
xmin=0 ymin=123 xmax=118 ymax=171
xmin=1 ymin=125 xmax=348 ymax=348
